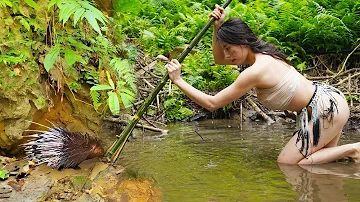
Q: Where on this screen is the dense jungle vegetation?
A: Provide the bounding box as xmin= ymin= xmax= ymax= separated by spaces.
xmin=0 ymin=0 xmax=359 ymax=123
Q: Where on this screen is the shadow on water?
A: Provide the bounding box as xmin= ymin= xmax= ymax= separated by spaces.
xmin=114 ymin=119 xmax=360 ymax=202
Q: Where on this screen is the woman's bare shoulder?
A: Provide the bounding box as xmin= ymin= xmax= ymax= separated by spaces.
xmin=246 ymin=56 xmax=274 ymax=75
xmin=247 ymin=55 xmax=291 ymax=88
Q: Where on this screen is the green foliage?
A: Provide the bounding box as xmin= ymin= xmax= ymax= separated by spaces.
xmin=182 ymin=51 xmax=239 ymax=91
xmin=48 ymin=0 xmax=108 ymax=35
xmin=35 ymin=97 xmax=46 ymax=108
xmin=0 ymin=170 xmax=8 ymax=180
xmin=24 ymin=0 xmax=39 ymax=10
xmin=114 ymin=0 xmax=214 ymax=56
xmin=68 ymin=81 xmax=81 ymax=92
xmin=2 ymin=0 xmax=359 ymax=122
xmin=1 ymin=0 xmax=134 ymax=117
xmin=163 ymin=51 xmax=239 ymax=121
xmin=41 ymin=10 xmax=130 ymax=113
xmin=114 ymin=0 xmax=141 ymax=15
xmin=90 ymin=90 xmax=101 ymax=110
xmin=0 ymin=0 xmax=43 ymax=33
xmin=346 ymin=95 xmax=360 ymax=102
xmin=44 ymin=45 xmax=61 ymax=71
xmin=110 ymin=58 xmax=137 ymax=94
xmin=43 ymin=42 xmax=87 ymax=72
xmin=228 ymin=0 xmax=360 ymax=66
xmin=164 ymin=94 xmax=193 ymax=122
xmin=0 ymin=0 xmax=12 ymax=8
xmin=90 ymin=59 xmax=137 ymax=116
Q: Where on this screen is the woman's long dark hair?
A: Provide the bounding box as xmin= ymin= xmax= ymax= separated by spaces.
xmin=217 ymin=18 xmax=289 ymax=64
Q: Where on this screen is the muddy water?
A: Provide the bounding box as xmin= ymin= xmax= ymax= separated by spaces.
xmin=116 ymin=119 xmax=360 ymax=202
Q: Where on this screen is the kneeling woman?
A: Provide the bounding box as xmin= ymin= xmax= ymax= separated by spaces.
xmin=165 ymin=6 xmax=359 ymax=164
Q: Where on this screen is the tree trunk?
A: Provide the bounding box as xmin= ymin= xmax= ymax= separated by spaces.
xmin=93 ymin=0 xmax=113 ymax=16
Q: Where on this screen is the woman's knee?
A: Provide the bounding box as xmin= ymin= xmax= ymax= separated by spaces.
xmin=277 ymin=152 xmax=300 ymax=164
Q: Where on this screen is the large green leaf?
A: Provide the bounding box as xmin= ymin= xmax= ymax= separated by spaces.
xmin=79 ymin=1 xmax=106 ymax=24
xmin=120 ymin=91 xmax=135 ymax=108
xmin=48 ymin=0 xmax=59 ymax=9
xmin=44 ymin=45 xmax=61 ymax=72
xmin=90 ymin=85 xmax=113 ymax=91
xmin=24 ymin=0 xmax=39 ymax=10
xmin=73 ymin=7 xmax=86 ymax=26
xmin=108 ymin=91 xmax=120 ymax=115
xmin=59 ymin=1 xmax=79 ymax=25
xmin=63 ymin=48 xmax=85 ymax=66
xmin=84 ymin=10 xmax=101 ymax=34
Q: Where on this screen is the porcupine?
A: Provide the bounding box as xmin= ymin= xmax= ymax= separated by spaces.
xmin=22 ymin=121 xmax=104 ymax=170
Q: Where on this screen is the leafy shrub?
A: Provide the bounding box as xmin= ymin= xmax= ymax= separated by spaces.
xmin=164 ymin=94 xmax=193 ymax=122
xmin=229 ymin=0 xmax=360 ymax=68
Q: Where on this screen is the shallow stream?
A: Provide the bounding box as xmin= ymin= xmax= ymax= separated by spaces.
xmin=116 ymin=119 xmax=360 ymax=202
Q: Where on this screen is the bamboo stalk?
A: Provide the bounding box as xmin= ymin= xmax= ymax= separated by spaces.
xmin=104 ymin=0 xmax=234 ymax=163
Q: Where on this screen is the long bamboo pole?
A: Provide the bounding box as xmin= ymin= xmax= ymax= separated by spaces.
xmin=104 ymin=0 xmax=233 ymax=163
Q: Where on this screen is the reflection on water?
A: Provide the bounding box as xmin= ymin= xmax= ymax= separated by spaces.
xmin=114 ymin=119 xmax=360 ymax=202
xmin=279 ymin=163 xmax=360 ymax=202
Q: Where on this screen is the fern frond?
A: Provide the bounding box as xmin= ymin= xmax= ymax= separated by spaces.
xmin=90 ymin=90 xmax=101 ymax=110
xmin=313 ymin=2 xmax=329 ymax=15
xmin=49 ymin=0 xmax=108 ymax=35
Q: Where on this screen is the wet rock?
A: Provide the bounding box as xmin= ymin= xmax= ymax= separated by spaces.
xmin=0 ymin=158 xmax=162 ymax=202
xmin=0 ymin=168 xmax=53 ymax=202
xmin=75 ymin=193 xmax=105 ymax=202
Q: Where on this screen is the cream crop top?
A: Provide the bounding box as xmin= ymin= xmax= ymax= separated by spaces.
xmin=255 ymin=66 xmax=301 ymax=110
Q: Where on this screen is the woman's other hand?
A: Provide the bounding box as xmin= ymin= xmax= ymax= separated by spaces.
xmin=209 ymin=4 xmax=226 ymax=27
xmin=165 ymin=59 xmax=182 ymax=83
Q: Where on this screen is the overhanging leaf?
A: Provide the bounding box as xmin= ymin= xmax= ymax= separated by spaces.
xmin=59 ymin=2 xmax=79 ymax=25
xmin=73 ymin=7 xmax=86 ymax=26
xmin=120 ymin=92 xmax=135 ymax=108
xmin=44 ymin=45 xmax=61 ymax=72
xmin=48 ymin=0 xmax=59 ymax=9
xmin=108 ymin=91 xmax=120 ymax=115
xmin=49 ymin=0 xmax=107 ymax=34
xmin=63 ymin=48 xmax=86 ymax=66
xmin=24 ymin=0 xmax=39 ymax=10
xmin=84 ymin=10 xmax=101 ymax=35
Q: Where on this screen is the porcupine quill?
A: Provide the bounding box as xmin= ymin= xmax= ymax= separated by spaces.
xmin=22 ymin=120 xmax=104 ymax=170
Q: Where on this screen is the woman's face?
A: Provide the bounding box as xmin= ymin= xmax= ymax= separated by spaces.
xmin=219 ymin=41 xmax=250 ymax=65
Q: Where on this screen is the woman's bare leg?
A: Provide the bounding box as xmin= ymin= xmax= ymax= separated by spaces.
xmin=298 ymin=142 xmax=360 ymax=164
xmin=277 ymin=92 xmax=358 ymax=164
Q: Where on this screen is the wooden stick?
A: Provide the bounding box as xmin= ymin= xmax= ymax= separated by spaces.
xmin=246 ymin=97 xmax=275 ymax=124
xmin=103 ymin=117 xmax=168 ymax=134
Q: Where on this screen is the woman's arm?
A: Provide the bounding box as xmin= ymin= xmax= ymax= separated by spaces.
xmin=210 ymin=5 xmax=231 ymax=65
xmin=166 ymin=59 xmax=260 ymax=111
